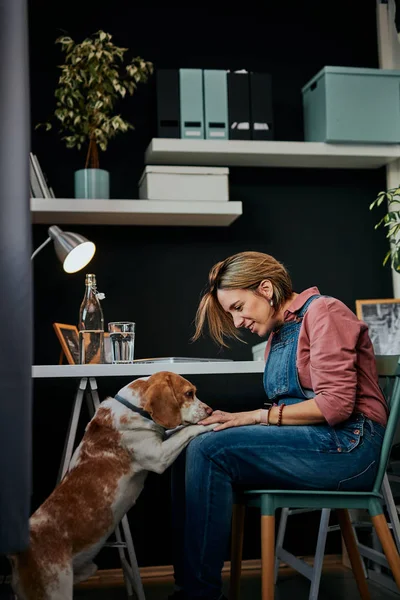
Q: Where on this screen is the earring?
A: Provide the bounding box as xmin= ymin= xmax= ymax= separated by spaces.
xmin=270 ymin=299 xmax=274 ymax=307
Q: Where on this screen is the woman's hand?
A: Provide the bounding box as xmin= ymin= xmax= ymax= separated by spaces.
xmin=199 ymin=409 xmax=260 ymax=432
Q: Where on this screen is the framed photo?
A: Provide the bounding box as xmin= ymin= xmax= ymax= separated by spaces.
xmin=53 ymin=324 xmax=111 ymax=364
xmin=53 ymin=323 xmax=80 ymax=365
xmin=355 ymin=299 xmax=400 ymax=355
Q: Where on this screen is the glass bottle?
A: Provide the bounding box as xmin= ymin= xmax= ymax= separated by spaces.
xmin=78 ymin=273 xmax=105 ymax=364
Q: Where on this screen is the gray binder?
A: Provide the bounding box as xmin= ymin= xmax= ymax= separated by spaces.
xmin=179 ymin=68 xmax=204 ymax=139
xmin=203 ymin=69 xmax=228 ymax=140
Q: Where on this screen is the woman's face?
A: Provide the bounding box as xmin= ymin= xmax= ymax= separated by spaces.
xmin=217 ymin=282 xmax=276 ymax=337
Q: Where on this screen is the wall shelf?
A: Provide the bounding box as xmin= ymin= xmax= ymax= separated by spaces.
xmin=30 ymin=198 xmax=242 ymax=226
xmin=145 ymin=138 xmax=400 ymax=169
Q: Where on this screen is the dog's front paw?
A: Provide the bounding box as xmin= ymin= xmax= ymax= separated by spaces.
xmin=200 ymin=422 xmax=221 ymax=432
xmin=185 ymin=422 xmax=219 ymax=436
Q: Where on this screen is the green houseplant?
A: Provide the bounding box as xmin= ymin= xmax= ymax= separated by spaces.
xmin=370 ymin=187 xmax=400 ymax=272
xmin=39 ymin=30 xmax=153 ymax=199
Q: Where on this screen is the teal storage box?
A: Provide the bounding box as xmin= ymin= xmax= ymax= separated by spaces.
xmin=302 ymin=66 xmax=400 ymax=144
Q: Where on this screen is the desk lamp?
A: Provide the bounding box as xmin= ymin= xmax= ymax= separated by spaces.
xmin=31 ymin=225 xmax=96 ymax=273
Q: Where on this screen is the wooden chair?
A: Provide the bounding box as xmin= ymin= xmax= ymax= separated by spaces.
xmin=229 ymin=355 xmax=400 ymax=600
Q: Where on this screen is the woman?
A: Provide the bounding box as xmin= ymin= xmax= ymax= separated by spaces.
xmin=169 ymin=251 xmax=387 ymax=600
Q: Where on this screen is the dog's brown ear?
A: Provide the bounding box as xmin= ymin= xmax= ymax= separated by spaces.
xmin=144 ymin=379 xmax=182 ymax=429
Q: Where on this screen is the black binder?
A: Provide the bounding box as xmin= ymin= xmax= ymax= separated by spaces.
xmin=227 ymin=71 xmax=251 ymax=140
xmin=249 ymin=72 xmax=274 ymax=141
xmin=156 ymin=69 xmax=180 ymax=138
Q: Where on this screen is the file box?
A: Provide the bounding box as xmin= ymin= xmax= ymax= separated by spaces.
xmin=302 ymin=66 xmax=400 ymax=143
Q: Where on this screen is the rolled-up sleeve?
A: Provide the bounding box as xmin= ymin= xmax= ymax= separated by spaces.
xmin=302 ymin=298 xmax=361 ymax=426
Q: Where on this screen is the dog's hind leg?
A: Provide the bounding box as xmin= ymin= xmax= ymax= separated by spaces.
xmin=12 ymin=566 xmax=73 ymax=600
xmin=44 ymin=567 xmax=74 ymax=600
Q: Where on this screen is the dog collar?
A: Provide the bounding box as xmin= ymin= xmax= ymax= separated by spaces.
xmin=114 ymin=394 xmax=152 ymax=420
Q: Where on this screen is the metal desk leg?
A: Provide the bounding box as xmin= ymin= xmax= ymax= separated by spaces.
xmin=114 ymin=524 xmax=135 ymax=599
xmin=57 ymin=377 xmax=88 ymax=484
xmin=88 ymin=377 xmax=146 ymax=600
xmin=120 ymin=515 xmax=146 ymax=600
xmin=88 ymin=377 xmax=101 ymax=410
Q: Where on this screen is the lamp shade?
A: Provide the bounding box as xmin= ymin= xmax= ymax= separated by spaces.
xmin=48 ymin=225 xmax=96 ymax=273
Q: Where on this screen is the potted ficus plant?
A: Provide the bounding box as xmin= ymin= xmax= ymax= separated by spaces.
xmin=370 ymin=187 xmax=400 ymax=271
xmin=38 ymin=30 xmax=153 ymax=199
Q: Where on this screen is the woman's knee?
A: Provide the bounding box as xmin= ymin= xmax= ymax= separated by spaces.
xmin=187 ymin=431 xmax=215 ymax=457
xmin=186 ymin=430 xmax=229 ymax=467
xmin=186 ymin=428 xmax=237 ymax=464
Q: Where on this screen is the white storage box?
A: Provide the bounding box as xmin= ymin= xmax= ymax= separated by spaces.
xmin=252 ymin=340 xmax=267 ymax=362
xmin=138 ymin=166 xmax=229 ymax=201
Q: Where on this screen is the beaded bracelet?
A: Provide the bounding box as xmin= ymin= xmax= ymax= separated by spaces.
xmin=277 ymin=403 xmax=285 ymax=426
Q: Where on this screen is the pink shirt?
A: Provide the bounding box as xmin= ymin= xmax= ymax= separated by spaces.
xmin=264 ymin=287 xmax=388 ymax=427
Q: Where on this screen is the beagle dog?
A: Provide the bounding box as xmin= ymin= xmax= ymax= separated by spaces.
xmin=11 ymin=371 xmax=217 ymax=600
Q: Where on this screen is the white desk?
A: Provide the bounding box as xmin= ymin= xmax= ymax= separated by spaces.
xmin=32 ymin=361 xmax=265 ymax=378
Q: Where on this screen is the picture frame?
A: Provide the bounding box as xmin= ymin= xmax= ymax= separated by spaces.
xmin=355 ymin=298 xmax=400 ymax=355
xmin=53 ymin=323 xmax=112 ymax=364
xmin=53 ymin=323 xmax=80 ymax=365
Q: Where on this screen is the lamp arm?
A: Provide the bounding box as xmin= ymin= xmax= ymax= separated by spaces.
xmin=31 ymin=236 xmax=52 ymax=260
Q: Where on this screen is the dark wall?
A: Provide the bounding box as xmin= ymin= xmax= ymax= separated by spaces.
xmin=29 ymin=0 xmax=393 ymax=567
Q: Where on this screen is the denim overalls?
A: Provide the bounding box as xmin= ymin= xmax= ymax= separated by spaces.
xmin=263 ymin=294 xmax=385 ymax=454
xmin=264 ymin=294 xmax=318 ymax=403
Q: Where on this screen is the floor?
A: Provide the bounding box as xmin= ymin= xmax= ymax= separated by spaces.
xmin=73 ymin=564 xmax=400 ymax=600
xmin=1 ymin=558 xmax=398 ymax=599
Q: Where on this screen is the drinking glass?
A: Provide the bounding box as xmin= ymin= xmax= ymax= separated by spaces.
xmin=108 ymin=322 xmax=135 ymax=364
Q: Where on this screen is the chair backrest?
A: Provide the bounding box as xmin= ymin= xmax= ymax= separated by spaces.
xmin=373 ymin=354 xmax=400 ymax=493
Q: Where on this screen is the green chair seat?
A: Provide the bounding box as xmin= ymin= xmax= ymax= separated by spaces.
xmin=243 ymin=490 xmax=384 ymax=516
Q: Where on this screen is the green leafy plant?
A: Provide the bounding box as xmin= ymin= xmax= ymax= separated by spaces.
xmin=370 ymin=187 xmax=400 ymax=271
xmin=38 ymin=30 xmax=153 ymax=169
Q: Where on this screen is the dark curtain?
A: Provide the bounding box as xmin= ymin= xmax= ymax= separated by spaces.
xmin=0 ymin=0 xmax=32 ymax=553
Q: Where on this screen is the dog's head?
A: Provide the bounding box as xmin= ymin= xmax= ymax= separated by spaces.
xmin=126 ymin=371 xmax=211 ymax=429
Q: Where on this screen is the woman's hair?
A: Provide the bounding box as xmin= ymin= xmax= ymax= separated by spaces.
xmin=192 ymin=251 xmax=293 ymax=347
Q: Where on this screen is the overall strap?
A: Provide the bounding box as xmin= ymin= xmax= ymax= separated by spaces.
xmin=295 ymin=294 xmax=321 ymax=319
xmin=263 ymin=293 xmax=322 ymax=402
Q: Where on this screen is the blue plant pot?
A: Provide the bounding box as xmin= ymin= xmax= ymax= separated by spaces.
xmin=74 ymin=168 xmax=110 ymax=199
